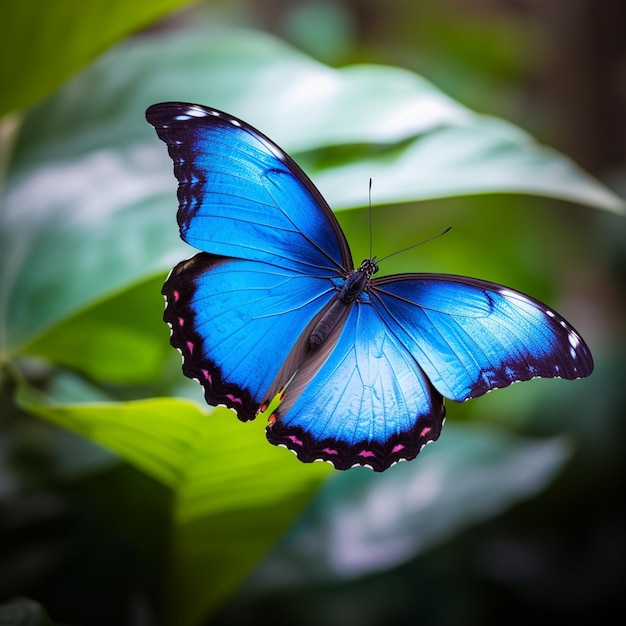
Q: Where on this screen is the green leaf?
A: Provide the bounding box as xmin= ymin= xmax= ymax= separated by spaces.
xmin=16 ymin=386 xmax=332 ymax=505
xmin=23 ymin=274 xmax=170 ymax=384
xmin=312 ymin=115 xmax=625 ymax=213
xmin=2 ymin=28 xmax=622 ymax=359
xmin=16 ymin=385 xmax=331 ymax=624
xmin=249 ymin=423 xmax=572 ymax=586
xmin=0 ymin=0 xmax=195 ymax=116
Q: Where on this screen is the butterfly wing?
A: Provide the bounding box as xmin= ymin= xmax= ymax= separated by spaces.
xmin=369 ymin=273 xmax=594 ymax=401
xmin=148 ymin=102 xmax=593 ymax=472
xmin=267 ymin=299 xmax=446 ymax=471
xmin=146 ymin=102 xmax=352 ymax=273
xmin=163 ymin=253 xmax=338 ymax=420
xmin=147 ymin=102 xmax=355 ymax=421
xmin=267 ymin=273 xmax=592 ymax=471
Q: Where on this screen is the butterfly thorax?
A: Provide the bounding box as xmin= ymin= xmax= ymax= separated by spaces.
xmin=309 ymin=258 xmax=378 ymax=348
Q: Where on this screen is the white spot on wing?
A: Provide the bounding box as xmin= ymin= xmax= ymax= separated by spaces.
xmin=173 ymin=107 xmax=210 ymax=121
xmin=186 ymin=107 xmax=208 ymax=118
xmin=569 ymin=332 xmax=580 ymax=349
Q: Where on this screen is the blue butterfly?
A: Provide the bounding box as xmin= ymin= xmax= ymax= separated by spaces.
xmin=146 ymin=102 xmax=593 ymax=472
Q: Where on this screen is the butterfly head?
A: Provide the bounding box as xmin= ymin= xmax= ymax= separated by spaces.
xmin=358 ymin=257 xmax=379 ymax=279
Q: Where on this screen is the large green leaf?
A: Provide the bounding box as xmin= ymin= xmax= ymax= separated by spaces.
xmin=13 ymin=378 xmax=575 ymax=625
xmin=22 ymin=274 xmax=170 ymax=383
xmin=1 ymin=29 xmax=622 ymax=366
xmin=0 ymin=0 xmax=195 ymax=116
xmin=311 ymin=115 xmax=623 ymax=212
xmin=16 ymin=385 xmax=331 ymax=625
xmin=249 ymin=423 xmax=571 ymax=587
xmin=7 ymin=32 xmax=469 ymax=173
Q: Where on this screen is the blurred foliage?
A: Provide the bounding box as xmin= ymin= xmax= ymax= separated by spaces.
xmin=0 ymin=597 xmax=56 ymax=626
xmin=0 ymin=0 xmax=196 ymax=116
xmin=1 ymin=1 xmax=625 ymax=626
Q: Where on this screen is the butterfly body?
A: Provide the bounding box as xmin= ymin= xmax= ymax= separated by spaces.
xmin=147 ymin=102 xmax=593 ymax=472
xmin=309 ymin=258 xmax=377 ymax=347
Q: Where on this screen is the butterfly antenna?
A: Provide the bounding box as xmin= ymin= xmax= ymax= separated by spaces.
xmin=368 ymin=178 xmax=374 ymax=260
xmin=377 ymin=226 xmax=452 ymax=264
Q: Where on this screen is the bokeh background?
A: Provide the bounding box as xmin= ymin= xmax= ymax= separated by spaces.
xmin=1 ymin=1 xmax=625 ymax=625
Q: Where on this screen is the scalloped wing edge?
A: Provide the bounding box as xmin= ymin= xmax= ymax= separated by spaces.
xmin=266 ymin=408 xmax=446 ymax=472
xmin=162 ymin=253 xmax=260 ymax=421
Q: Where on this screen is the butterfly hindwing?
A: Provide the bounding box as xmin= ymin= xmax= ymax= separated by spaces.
xmin=267 ymin=300 xmax=446 ymax=471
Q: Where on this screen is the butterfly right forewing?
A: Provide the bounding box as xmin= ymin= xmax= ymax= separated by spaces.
xmin=369 ymin=273 xmax=594 ymax=402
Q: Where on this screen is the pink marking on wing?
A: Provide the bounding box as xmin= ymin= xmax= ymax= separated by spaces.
xmin=358 ymin=450 xmax=376 ymax=458
xmin=186 ymin=341 xmax=194 ymax=354
xmin=172 ymin=290 xmax=180 ymax=302
xmin=225 ymin=394 xmax=242 ymax=405
xmin=392 ymin=444 xmax=405 ymax=453
xmin=201 ymin=369 xmax=212 ymax=383
xmin=420 ymin=426 xmax=432 ymax=438
xmin=177 ymin=316 xmax=185 ymax=327
xmin=323 ymin=447 xmax=338 ymax=456
xmin=287 ymin=435 xmax=303 ymax=447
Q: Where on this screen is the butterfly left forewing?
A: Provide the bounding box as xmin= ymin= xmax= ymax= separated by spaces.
xmin=146 ymin=102 xmax=352 ymax=274
xmin=148 ymin=102 xmax=358 ymax=424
